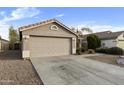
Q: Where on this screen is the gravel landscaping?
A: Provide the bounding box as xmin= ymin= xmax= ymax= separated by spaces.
xmin=86 ymin=54 xmax=124 ymax=67
xmin=0 ymin=50 xmax=42 ymax=85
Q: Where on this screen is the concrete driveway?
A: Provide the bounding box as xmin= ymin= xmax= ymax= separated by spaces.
xmin=31 ymin=55 xmax=124 ymax=85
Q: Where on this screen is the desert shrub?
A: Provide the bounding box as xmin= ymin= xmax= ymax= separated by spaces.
xmin=76 ymin=46 xmax=87 ymax=55
xmin=76 ymin=48 xmax=82 ymax=55
xmin=96 ymin=47 xmax=123 ymax=55
xmin=81 ymin=46 xmax=87 ymax=52
xmin=81 ymin=47 xmax=85 ymax=52
xmin=88 ymin=49 xmax=95 ymax=54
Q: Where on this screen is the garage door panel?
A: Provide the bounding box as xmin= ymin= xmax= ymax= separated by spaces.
xmin=29 ymin=36 xmax=71 ymax=58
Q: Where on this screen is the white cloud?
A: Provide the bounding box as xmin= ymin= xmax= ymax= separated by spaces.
xmin=0 ymin=11 xmax=6 ymax=17
xmin=0 ymin=22 xmax=9 ymax=40
xmin=2 ymin=7 xmax=40 ymax=22
xmin=77 ymin=21 xmax=124 ymax=34
xmin=0 ymin=7 xmax=40 ymax=40
xmin=56 ymin=13 xmax=64 ymax=17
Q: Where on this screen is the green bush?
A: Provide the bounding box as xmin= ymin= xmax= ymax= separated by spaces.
xmin=81 ymin=47 xmax=87 ymax=52
xmin=88 ymin=49 xmax=95 ymax=54
xmin=76 ymin=48 xmax=82 ymax=55
xmin=87 ymin=34 xmax=101 ymax=49
xmin=96 ymin=48 xmax=108 ymax=53
xmin=96 ymin=47 xmax=124 ymax=55
xmin=109 ymin=47 xmax=123 ymax=55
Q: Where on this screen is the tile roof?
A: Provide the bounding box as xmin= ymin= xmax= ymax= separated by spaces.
xmin=19 ymin=18 xmax=78 ymax=36
xmin=19 ymin=19 xmax=55 ymax=31
xmin=82 ymin=31 xmax=124 ymax=40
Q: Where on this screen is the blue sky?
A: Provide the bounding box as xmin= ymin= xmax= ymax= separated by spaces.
xmin=1 ymin=7 xmax=124 ymax=39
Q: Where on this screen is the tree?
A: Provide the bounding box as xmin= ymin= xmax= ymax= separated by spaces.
xmin=71 ymin=27 xmax=93 ymax=35
xmin=80 ymin=27 xmax=93 ymax=34
xmin=70 ymin=27 xmax=76 ymax=31
xmin=95 ymin=35 xmax=101 ymax=48
xmin=9 ymin=26 xmax=19 ymax=49
xmin=87 ymin=34 xmax=101 ymax=50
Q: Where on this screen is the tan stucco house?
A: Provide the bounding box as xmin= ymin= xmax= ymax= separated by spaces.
xmin=81 ymin=31 xmax=124 ymax=50
xmin=19 ymin=19 xmax=77 ymax=59
xmin=0 ymin=37 xmax=9 ymax=52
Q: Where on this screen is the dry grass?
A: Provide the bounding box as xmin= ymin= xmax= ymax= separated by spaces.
xmin=86 ymin=55 xmax=124 ymax=67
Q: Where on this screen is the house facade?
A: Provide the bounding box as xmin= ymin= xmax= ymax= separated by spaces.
xmin=0 ymin=38 xmax=9 ymax=52
xmin=19 ymin=19 xmax=77 ymax=59
xmin=81 ymin=31 xmax=124 ymax=50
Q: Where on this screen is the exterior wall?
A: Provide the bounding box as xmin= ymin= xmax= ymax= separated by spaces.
xmin=22 ymin=35 xmax=30 ymax=58
xmin=117 ymin=32 xmax=124 ymax=40
xmin=82 ymin=32 xmax=124 ymax=50
xmin=116 ymin=33 xmax=124 ymax=50
xmin=22 ymin=23 xmax=75 ymax=38
xmin=101 ymin=39 xmax=117 ymax=48
xmin=0 ymin=40 xmax=1 ymax=52
xmin=72 ymin=38 xmax=76 ymax=54
xmin=21 ymin=22 xmax=77 ymax=58
xmin=0 ymin=39 xmax=9 ymax=52
xmin=82 ymin=40 xmax=87 ymax=47
xmin=82 ymin=39 xmax=117 ymax=48
xmin=117 ymin=41 xmax=124 ymax=50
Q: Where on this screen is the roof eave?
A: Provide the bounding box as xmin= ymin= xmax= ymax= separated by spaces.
xmin=19 ymin=19 xmax=78 ymax=36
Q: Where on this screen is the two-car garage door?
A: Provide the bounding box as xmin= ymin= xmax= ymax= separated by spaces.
xmin=29 ymin=36 xmax=72 ymax=58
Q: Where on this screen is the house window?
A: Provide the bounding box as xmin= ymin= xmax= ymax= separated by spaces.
xmin=50 ymin=25 xmax=58 ymax=31
xmin=102 ymin=43 xmax=105 ymax=47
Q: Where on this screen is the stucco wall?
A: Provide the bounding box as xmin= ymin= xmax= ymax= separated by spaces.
xmin=82 ymin=39 xmax=117 ymax=48
xmin=116 ymin=33 xmax=124 ymax=50
xmin=0 ymin=40 xmax=9 ymax=52
xmin=117 ymin=32 xmax=124 ymax=40
xmin=117 ymin=41 xmax=124 ymax=50
xmin=0 ymin=40 xmax=1 ymax=52
xmin=101 ymin=39 xmax=117 ymax=48
xmin=21 ymin=22 xmax=77 ymax=58
xmin=100 ymin=33 xmax=124 ymax=49
xmin=82 ymin=32 xmax=124 ymax=50
xmin=22 ymin=22 xmax=76 ymax=38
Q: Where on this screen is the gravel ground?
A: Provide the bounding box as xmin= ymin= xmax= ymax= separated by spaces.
xmin=86 ymin=55 xmax=124 ymax=67
xmin=0 ymin=50 xmax=43 ymax=85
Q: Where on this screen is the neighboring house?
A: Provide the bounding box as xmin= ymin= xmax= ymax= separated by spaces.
xmin=0 ymin=38 xmax=9 ymax=52
xmin=19 ymin=19 xmax=77 ymax=59
xmin=81 ymin=31 xmax=124 ymax=49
